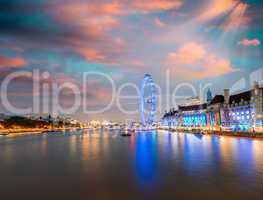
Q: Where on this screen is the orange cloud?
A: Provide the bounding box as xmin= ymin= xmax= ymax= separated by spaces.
xmin=0 ymin=56 xmax=27 ymax=68
xmin=77 ymin=48 xmax=105 ymax=62
xmin=56 ymin=3 xmax=120 ymax=39
xmin=221 ymin=3 xmax=249 ymax=31
xmin=85 ymin=2 xmax=123 ymax=15
xmin=201 ymin=54 xmax=235 ymax=77
xmin=132 ymin=0 xmax=183 ymax=13
xmin=54 ymin=2 xmax=125 ymax=63
xmin=56 ymin=0 xmax=183 ymax=19
xmin=238 ymin=38 xmax=261 ymax=46
xmin=57 ymin=12 xmax=119 ymax=38
xmin=53 ymin=1 xmax=183 ymax=64
xmin=167 ymin=42 xmax=206 ymax=65
xmin=57 ymin=2 xmax=123 ymax=18
xmin=166 ymin=42 xmax=236 ymax=79
xmin=198 ymin=0 xmax=237 ymax=22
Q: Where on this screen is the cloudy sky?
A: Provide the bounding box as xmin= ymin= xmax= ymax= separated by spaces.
xmin=0 ymin=0 xmax=262 ymax=121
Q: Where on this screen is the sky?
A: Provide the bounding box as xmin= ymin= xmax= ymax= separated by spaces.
xmin=0 ymin=0 xmax=263 ymax=122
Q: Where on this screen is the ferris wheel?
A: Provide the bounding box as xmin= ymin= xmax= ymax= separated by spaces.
xmin=139 ymin=74 xmax=157 ymax=127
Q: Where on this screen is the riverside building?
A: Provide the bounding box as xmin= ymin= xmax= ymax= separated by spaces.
xmin=162 ymin=82 xmax=263 ymax=133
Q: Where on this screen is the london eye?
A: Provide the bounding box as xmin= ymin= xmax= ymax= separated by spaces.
xmin=139 ymin=74 xmax=157 ymax=127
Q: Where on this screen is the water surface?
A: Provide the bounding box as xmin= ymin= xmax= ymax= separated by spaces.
xmin=0 ymin=130 xmax=263 ymax=199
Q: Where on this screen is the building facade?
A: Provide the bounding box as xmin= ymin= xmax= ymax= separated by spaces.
xmin=162 ymin=82 xmax=263 ymax=133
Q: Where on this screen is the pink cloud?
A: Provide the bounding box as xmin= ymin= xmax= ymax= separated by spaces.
xmin=56 ymin=2 xmax=123 ymax=19
xmin=59 ymin=0 xmax=183 ymax=15
xmin=72 ymin=36 xmax=126 ymax=64
xmin=56 ymin=0 xmax=183 ymax=20
xmin=132 ymin=0 xmax=183 ymax=13
xmin=53 ymin=2 xmax=129 ymax=64
xmin=77 ymin=48 xmax=105 ymax=62
xmin=56 ymin=13 xmax=119 ymax=38
xmin=0 ymin=56 xmax=27 ymax=68
xmin=52 ymin=1 xmax=183 ymax=65
xmin=220 ymin=3 xmax=250 ymax=31
xmin=238 ymin=38 xmax=261 ymax=46
xmin=201 ymin=54 xmax=235 ymax=77
xmin=55 ymin=0 xmax=182 ymax=34
xmin=198 ymin=0 xmax=237 ymax=22
xmin=166 ymin=42 xmax=236 ymax=79
xmin=55 ymin=3 xmax=121 ymax=43
xmin=167 ymin=42 xmax=206 ymax=65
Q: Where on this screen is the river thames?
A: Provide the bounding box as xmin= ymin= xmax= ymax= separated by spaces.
xmin=0 ymin=130 xmax=263 ymax=199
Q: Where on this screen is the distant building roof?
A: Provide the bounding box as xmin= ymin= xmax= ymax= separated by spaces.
xmin=178 ymin=103 xmax=207 ymax=111
xmin=209 ymin=90 xmax=254 ymax=105
xmin=178 ymin=96 xmax=201 ymax=107
xmin=210 ymin=95 xmax=224 ymax=105
xmin=229 ymin=90 xmax=252 ymax=104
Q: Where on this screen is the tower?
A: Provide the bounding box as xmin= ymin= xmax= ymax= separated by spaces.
xmin=253 ymin=81 xmax=263 ymax=131
xmin=224 ymin=89 xmax=230 ymax=104
xmin=207 ymin=88 xmax=213 ymax=103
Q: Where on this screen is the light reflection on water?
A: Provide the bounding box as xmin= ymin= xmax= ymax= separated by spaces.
xmin=0 ymin=130 xmax=263 ymax=199
xmin=134 ymin=131 xmax=158 ymax=184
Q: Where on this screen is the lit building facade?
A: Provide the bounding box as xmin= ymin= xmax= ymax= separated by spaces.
xmin=220 ymin=82 xmax=263 ymax=132
xmin=162 ymin=82 xmax=263 ymax=133
xmin=162 ymin=104 xmax=208 ymax=130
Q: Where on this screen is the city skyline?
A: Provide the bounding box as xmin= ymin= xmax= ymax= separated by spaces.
xmin=0 ymin=0 xmax=263 ymax=121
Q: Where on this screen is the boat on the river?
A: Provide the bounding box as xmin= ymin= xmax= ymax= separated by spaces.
xmin=120 ymin=129 xmax=135 ymax=137
xmin=120 ymin=133 xmax=132 ymax=136
xmin=120 ymin=132 xmax=132 ymax=136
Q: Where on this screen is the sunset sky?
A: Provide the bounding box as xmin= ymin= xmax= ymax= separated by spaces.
xmin=0 ymin=0 xmax=263 ymax=121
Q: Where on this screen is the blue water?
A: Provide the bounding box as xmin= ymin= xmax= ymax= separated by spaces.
xmin=0 ymin=130 xmax=263 ymax=199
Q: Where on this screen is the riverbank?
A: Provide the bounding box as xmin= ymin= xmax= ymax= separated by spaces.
xmin=208 ymin=130 xmax=263 ymax=139
xmin=2 ymin=127 xmax=263 ymax=139
xmin=0 ymin=128 xmax=84 ymax=137
xmin=0 ymin=128 xmax=44 ymax=136
xmin=159 ymin=128 xmax=263 ymax=139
